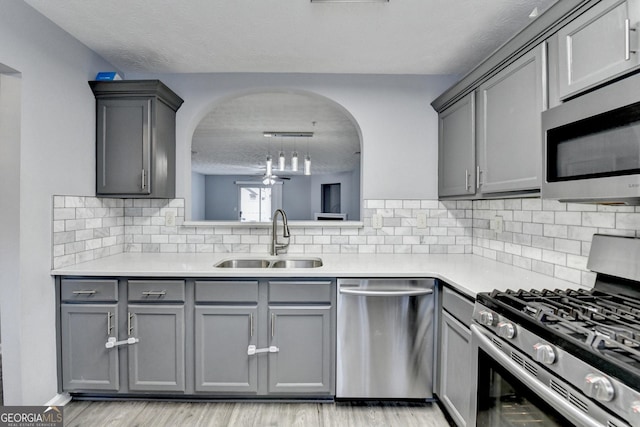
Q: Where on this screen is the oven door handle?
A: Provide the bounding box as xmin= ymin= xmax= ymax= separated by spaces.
xmin=471 ymin=324 xmax=603 ymax=427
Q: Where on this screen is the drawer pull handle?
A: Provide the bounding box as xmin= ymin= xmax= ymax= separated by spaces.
xmin=72 ymin=290 xmax=97 ymax=295
xmin=141 ymin=290 xmax=166 ymax=297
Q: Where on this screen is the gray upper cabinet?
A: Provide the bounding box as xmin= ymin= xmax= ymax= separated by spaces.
xmin=438 ymin=93 xmax=475 ymax=197
xmin=90 ymin=80 xmax=183 ymax=198
xmin=556 ymin=0 xmax=640 ymax=100
xmin=476 ymin=44 xmax=545 ymax=194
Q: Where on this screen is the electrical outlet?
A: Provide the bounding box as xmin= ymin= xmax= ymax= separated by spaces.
xmin=165 ymin=210 xmax=176 ymax=227
xmin=372 ymin=213 xmax=383 ymax=229
xmin=417 ymin=212 xmax=427 ymax=229
xmin=493 ymin=215 xmax=503 ymax=233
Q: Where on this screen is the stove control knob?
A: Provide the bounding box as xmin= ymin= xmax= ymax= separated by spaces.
xmin=583 ymin=374 xmax=614 ymax=402
xmin=533 ymin=343 xmax=555 ymax=365
xmin=497 ymin=321 xmax=516 ymax=339
xmin=479 ymin=311 xmax=495 ymax=326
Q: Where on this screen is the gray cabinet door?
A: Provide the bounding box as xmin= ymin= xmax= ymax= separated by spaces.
xmin=127 ymin=304 xmax=185 ymax=391
xmin=557 ymin=0 xmax=640 ymax=99
xmin=61 ymin=304 xmax=119 ymax=391
xmin=476 ymin=44 xmax=545 ymax=194
xmin=268 ymin=306 xmax=332 ymax=394
xmin=438 ymin=93 xmax=475 ymax=197
xmin=440 ymin=310 xmax=473 ymax=427
xmin=96 ymin=98 xmax=151 ymax=196
xmin=194 ymin=306 xmax=258 ymax=393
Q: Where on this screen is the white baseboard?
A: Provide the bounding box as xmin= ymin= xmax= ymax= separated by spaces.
xmin=45 ymin=393 xmax=72 ymax=407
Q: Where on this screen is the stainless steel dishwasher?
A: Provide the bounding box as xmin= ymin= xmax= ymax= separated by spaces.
xmin=336 ymin=278 xmax=436 ymax=399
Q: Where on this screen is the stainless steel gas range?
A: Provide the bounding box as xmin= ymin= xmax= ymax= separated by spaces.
xmin=471 ymin=234 xmax=640 ymax=427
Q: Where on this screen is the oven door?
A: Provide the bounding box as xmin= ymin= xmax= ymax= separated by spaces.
xmin=470 ymin=324 xmax=601 ymax=427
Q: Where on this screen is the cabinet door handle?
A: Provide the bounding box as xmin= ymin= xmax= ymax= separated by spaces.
xmin=271 ymin=313 xmax=275 ymax=338
xmin=141 ymin=169 xmax=146 ymax=190
xmin=626 ymin=19 xmax=637 ymax=61
xmin=107 ymin=312 xmax=113 ymax=336
xmin=128 ymin=312 xmax=134 ymax=336
xmin=476 ymin=165 xmax=482 ymax=189
xmin=72 ymin=290 xmax=96 ymax=295
xmin=465 ymin=169 xmax=470 ymax=191
xmin=250 ymin=313 xmax=254 ymax=338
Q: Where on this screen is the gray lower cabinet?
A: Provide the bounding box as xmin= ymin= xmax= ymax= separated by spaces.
xmin=194 ymin=306 xmax=258 ymax=393
xmin=58 ymin=277 xmax=334 ymax=397
xmin=126 ymin=279 xmax=186 ymax=392
xmin=60 ymin=304 xmax=119 ymax=391
xmin=476 ymin=44 xmax=545 ymax=194
xmin=555 ymin=0 xmax=640 ymax=100
xmin=193 ymin=279 xmax=335 ymax=397
xmin=439 ymin=286 xmax=474 ymax=427
xmin=59 ymin=278 xmax=119 ymax=392
xmin=268 ymin=306 xmax=332 ymax=394
xmin=438 ymin=93 xmax=476 ymax=197
xmin=127 ymin=305 xmax=185 ymax=392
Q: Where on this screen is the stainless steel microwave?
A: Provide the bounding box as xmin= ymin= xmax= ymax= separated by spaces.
xmin=542 ymin=72 xmax=640 ymax=204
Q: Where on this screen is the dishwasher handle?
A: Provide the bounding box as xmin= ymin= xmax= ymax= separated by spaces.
xmin=339 ymin=288 xmax=433 ymax=297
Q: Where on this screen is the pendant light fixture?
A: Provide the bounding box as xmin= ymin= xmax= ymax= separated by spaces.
xmin=263 ymin=130 xmax=313 ymax=175
xmin=265 ymin=154 xmax=273 ymax=177
xmin=291 ymin=137 xmax=299 ymax=172
xmin=278 ymin=137 xmax=286 ymax=171
xmin=304 ymin=122 xmax=314 ymax=176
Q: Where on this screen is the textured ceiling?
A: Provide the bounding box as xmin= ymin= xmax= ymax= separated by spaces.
xmin=24 ymin=0 xmax=557 ymax=75
xmin=24 ymin=0 xmax=557 ymax=177
xmin=191 ymin=92 xmax=361 ymax=176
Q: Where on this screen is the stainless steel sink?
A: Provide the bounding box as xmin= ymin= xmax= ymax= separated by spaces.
xmin=214 ymin=259 xmax=271 ymax=268
xmin=270 ymin=258 xmax=323 ymax=268
xmin=213 ymin=257 xmax=323 ymax=269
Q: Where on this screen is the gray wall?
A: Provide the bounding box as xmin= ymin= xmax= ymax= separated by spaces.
xmin=204 ymin=175 xmax=316 ymax=221
xmin=0 ymin=1 xmax=116 ymax=404
xmin=127 ymin=72 xmax=458 ymax=219
xmin=191 ymin=172 xmax=206 ymax=220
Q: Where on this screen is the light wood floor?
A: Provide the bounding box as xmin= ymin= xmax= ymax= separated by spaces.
xmin=63 ymin=400 xmax=453 ymax=427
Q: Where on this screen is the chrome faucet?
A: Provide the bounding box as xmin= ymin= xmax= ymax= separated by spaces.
xmin=270 ymin=209 xmax=290 ymax=255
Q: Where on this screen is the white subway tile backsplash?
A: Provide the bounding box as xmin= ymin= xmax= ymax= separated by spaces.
xmin=52 ymin=196 xmax=640 ymax=286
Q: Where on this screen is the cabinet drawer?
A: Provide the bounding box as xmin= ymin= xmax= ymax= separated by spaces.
xmin=268 ymin=281 xmax=333 ymax=303
xmin=195 ymin=280 xmax=259 ymax=303
xmin=442 ymin=286 xmax=474 ymax=327
xmin=128 ymin=280 xmax=185 ymax=302
xmin=61 ymin=279 xmax=118 ymax=302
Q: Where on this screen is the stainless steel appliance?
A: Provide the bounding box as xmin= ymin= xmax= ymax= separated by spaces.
xmin=471 ymin=234 xmax=640 ymax=426
xmin=336 ymin=278 xmax=436 ymax=399
xmin=542 ymin=72 xmax=640 ymax=204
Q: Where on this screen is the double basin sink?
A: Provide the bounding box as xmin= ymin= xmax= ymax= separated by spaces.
xmin=214 ymin=257 xmax=323 ymax=269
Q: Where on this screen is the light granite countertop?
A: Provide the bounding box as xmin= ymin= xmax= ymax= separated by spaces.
xmin=51 ymin=253 xmax=586 ymax=299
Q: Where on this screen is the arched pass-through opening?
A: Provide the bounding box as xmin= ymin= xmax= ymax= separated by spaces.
xmin=189 ymin=89 xmax=363 ymax=223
